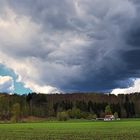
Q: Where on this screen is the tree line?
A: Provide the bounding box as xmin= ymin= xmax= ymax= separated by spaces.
xmin=0 ymin=92 xmax=139 ymax=122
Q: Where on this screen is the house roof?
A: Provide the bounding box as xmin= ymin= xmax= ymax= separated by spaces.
xmin=105 ymin=115 xmax=114 ymax=118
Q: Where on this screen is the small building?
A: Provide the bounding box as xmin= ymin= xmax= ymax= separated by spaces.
xmin=104 ymin=115 xmax=115 ymax=121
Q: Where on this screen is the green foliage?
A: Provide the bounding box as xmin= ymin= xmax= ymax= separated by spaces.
xmin=114 ymin=112 xmax=119 ymax=119
xmin=80 ymin=112 xmax=89 ymax=119
xmin=105 ymin=105 xmax=112 ymax=115
xmin=0 ymin=93 xmax=139 ymax=121
xmin=93 ymin=114 xmax=97 ymax=119
xmin=57 ymin=111 xmax=69 ymax=121
xmin=87 ymin=114 xmax=97 ymax=120
xmin=11 ymin=103 xmax=21 ymax=122
xmin=67 ymin=108 xmax=82 ymax=119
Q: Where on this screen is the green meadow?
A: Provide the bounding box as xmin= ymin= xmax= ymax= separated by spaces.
xmin=0 ymin=119 xmax=139 ymax=140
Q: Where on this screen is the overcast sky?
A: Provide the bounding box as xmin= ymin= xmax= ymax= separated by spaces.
xmin=0 ymin=0 xmax=140 ymax=94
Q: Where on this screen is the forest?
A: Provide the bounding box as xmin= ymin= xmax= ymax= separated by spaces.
xmin=0 ymin=92 xmax=139 ymax=122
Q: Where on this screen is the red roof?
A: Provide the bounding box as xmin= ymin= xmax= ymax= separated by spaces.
xmin=105 ymin=115 xmax=114 ymax=118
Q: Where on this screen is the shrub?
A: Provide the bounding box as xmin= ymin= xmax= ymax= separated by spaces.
xmin=114 ymin=112 xmax=119 ymax=119
xmin=87 ymin=114 xmax=97 ymax=120
xmin=105 ymin=105 xmax=112 ymax=115
xmin=67 ymin=108 xmax=82 ymax=119
xmin=87 ymin=114 xmax=93 ymax=120
xmin=57 ymin=111 xmax=69 ymax=121
xmin=93 ymin=114 xmax=97 ymax=119
xmin=81 ymin=112 xmax=89 ymax=119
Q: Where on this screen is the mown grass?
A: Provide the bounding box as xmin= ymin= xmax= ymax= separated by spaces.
xmin=0 ymin=119 xmax=139 ymax=140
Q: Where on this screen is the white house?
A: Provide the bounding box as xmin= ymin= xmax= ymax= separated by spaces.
xmin=104 ymin=115 xmax=115 ymax=121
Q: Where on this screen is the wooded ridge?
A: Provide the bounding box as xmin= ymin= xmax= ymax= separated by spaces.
xmin=0 ymin=92 xmax=139 ymax=121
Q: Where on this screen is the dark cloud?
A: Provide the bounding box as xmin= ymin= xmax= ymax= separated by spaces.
xmin=125 ymin=22 xmax=140 ymax=47
xmin=0 ymin=0 xmax=140 ymax=93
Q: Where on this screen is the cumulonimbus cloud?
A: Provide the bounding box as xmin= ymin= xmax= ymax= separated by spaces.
xmin=0 ymin=0 xmax=140 ymax=93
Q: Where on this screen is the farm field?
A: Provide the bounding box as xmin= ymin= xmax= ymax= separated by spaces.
xmin=0 ymin=119 xmax=139 ymax=140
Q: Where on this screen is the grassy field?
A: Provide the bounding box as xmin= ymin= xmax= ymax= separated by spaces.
xmin=0 ymin=119 xmax=139 ymax=140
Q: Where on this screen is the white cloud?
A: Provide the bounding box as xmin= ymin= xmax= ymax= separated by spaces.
xmin=0 ymin=76 xmax=14 ymax=93
xmin=111 ymin=79 xmax=140 ymax=95
xmin=24 ymin=81 xmax=60 ymax=94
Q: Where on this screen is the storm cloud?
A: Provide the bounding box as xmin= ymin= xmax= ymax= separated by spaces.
xmin=0 ymin=0 xmax=140 ymax=93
